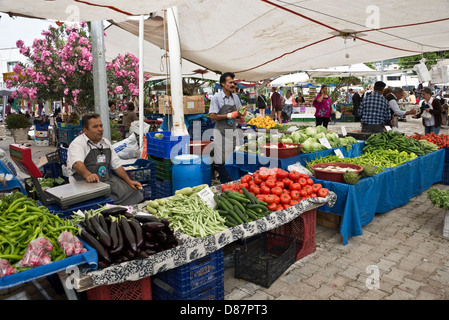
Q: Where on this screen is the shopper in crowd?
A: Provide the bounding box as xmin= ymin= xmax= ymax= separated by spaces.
xmin=414 ymin=87 xmax=442 ymax=134
xmin=109 ymin=100 xmax=117 ymax=121
xmin=408 ymin=90 xmax=417 ymax=104
xmin=67 ymin=113 xmax=143 ymax=205
xmin=358 ymin=81 xmax=391 ymax=133
xmin=122 ymin=102 xmax=138 ymax=136
xmin=352 ymin=90 xmax=362 ymax=122
xmin=295 ymin=92 xmax=305 ymax=104
xmin=130 ymin=95 xmax=139 ymax=114
xmin=384 ymin=87 xmax=416 ymax=128
xmin=209 ymin=72 xmax=243 ymax=183
xmin=346 ymin=88 xmax=354 ymax=104
xmin=283 ymin=89 xmax=294 ymax=121
xmin=313 ymin=85 xmax=333 ymax=128
xmin=270 ymin=87 xmax=283 ymax=123
xmin=257 ymin=91 xmax=267 ymax=117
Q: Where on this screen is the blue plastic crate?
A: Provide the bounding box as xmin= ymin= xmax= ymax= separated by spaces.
xmin=121 ymin=159 xmax=155 ymax=183
xmin=147 ymin=131 xmax=189 ymax=159
xmin=444 ymin=148 xmax=449 ymax=162
xmin=35 ymin=123 xmax=49 ymax=131
xmin=46 ymin=197 xmax=114 ymax=219
xmin=154 ymin=179 xmax=173 ymax=199
xmin=59 ymin=144 xmax=68 ymax=164
xmin=152 ymin=274 xmax=224 ymax=300
xmin=154 ymin=250 xmax=223 ymax=293
xmin=140 ymin=181 xmax=155 ymax=200
xmin=41 ymin=162 xmax=62 ymax=179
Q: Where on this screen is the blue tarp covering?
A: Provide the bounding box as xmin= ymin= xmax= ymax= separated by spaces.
xmin=224 ymin=143 xmax=445 ymax=244
xmin=160 ymin=113 xmax=208 ymax=131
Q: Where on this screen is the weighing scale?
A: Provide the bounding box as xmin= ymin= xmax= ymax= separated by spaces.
xmin=9 ymin=144 xmax=111 ymax=210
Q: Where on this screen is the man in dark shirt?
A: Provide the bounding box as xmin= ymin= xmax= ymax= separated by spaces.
xmin=358 ymin=81 xmax=391 ymax=133
xmin=352 ymin=90 xmax=362 ymax=122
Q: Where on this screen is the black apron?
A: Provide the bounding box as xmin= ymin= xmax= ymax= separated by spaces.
xmin=213 ymin=94 xmax=241 ymax=165
xmin=73 ymin=142 xmax=143 ymax=205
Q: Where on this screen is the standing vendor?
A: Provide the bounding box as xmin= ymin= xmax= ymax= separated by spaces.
xmin=67 ymin=113 xmax=144 ymax=205
xmin=209 ymin=72 xmax=243 ymax=183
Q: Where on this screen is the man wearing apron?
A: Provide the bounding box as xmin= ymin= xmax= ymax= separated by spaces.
xmin=67 ymin=113 xmax=144 ymax=205
xmin=209 ymin=72 xmax=244 ymax=183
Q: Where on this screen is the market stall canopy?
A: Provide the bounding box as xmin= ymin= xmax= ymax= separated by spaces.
xmin=106 ymin=0 xmax=449 ymax=81
xmin=103 ymin=24 xmax=220 ymax=81
xmin=305 ymin=63 xmax=413 ymax=78
xmin=269 ymin=72 xmax=310 ymax=87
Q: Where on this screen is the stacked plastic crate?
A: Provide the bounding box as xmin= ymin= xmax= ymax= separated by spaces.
xmin=152 ymin=249 xmax=224 ymax=300
xmin=146 ymin=131 xmax=189 ymax=199
xmin=34 ymin=123 xmax=50 ymax=146
xmin=443 ymin=148 xmax=449 ymax=185
xmin=121 ymin=159 xmax=156 ymax=200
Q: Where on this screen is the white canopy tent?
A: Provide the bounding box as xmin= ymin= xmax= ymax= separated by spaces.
xmin=269 ymin=72 xmax=310 ymax=87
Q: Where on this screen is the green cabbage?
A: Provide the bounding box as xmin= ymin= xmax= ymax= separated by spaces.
xmin=280 ymin=134 xmax=294 ymax=143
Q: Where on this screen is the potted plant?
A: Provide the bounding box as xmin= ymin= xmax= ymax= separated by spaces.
xmin=5 ymin=114 xmax=31 ymax=144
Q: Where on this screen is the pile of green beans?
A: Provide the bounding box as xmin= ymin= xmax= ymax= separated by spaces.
xmin=0 ymin=196 xmax=78 ymax=268
xmin=156 ymin=194 xmax=228 ymax=238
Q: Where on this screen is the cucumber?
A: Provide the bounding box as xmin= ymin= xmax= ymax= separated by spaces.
xmin=227 ymin=209 xmax=244 ymax=225
xmin=233 ymin=205 xmax=248 ymax=223
xmin=220 ymin=197 xmax=234 ymax=212
xmin=247 ymin=203 xmax=269 ymax=211
xmin=228 ymin=198 xmax=246 ymax=214
xmin=242 ymin=187 xmax=258 ymax=204
xmin=245 ymin=209 xmax=260 ymax=220
xmin=226 ymin=215 xmax=239 ymax=226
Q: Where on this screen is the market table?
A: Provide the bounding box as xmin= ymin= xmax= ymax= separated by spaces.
xmin=69 ymin=195 xmax=336 ymax=290
xmin=225 ymin=142 xmax=365 ymax=180
xmin=316 ymin=148 xmax=445 ymax=245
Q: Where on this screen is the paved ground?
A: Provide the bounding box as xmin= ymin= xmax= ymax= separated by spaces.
xmin=1 ymin=118 xmax=449 ymax=300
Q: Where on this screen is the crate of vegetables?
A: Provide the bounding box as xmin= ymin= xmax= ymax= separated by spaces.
xmin=146 ymin=131 xmax=189 ymax=160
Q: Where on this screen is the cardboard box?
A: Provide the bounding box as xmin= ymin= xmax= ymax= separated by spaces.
xmin=316 ymin=210 xmax=342 ymax=230
xmin=158 ymin=95 xmax=205 ymax=115
xmin=34 ymin=137 xmax=50 ymax=146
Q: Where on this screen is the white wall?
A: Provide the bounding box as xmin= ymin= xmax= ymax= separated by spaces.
xmin=0 ymin=47 xmax=28 ymax=89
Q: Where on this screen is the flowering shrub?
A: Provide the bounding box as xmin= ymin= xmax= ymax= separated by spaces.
xmin=7 ymin=22 xmax=148 ymax=114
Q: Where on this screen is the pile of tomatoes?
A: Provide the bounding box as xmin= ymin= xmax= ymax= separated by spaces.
xmin=410 ymin=132 xmax=449 ymax=149
xmin=220 ymin=167 xmax=329 ymax=212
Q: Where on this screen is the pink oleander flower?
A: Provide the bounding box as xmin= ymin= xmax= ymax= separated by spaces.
xmin=16 ymin=40 xmax=24 ymax=48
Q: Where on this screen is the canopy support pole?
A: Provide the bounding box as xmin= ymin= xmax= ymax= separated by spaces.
xmin=167 ymin=6 xmax=188 ymax=137
xmin=139 ymin=15 xmax=145 ymax=148
xmin=91 ymin=21 xmax=110 ymax=141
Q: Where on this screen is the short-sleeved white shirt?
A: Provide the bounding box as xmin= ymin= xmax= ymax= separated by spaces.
xmin=67 ymin=133 xmax=122 ymax=178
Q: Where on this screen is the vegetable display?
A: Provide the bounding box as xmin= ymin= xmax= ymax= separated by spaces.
xmin=246 ymin=116 xmax=277 ymax=129
xmin=363 ymin=131 xmax=435 ymax=156
xmin=0 ymin=193 xmax=82 ymax=276
xmin=214 ymin=188 xmax=271 ymax=227
xmin=292 ymin=126 xmax=358 ymax=153
xmin=427 ymin=187 xmax=449 ymax=209
xmin=76 ymin=206 xmax=180 ymax=268
xmin=410 ymin=132 xmax=449 ymax=149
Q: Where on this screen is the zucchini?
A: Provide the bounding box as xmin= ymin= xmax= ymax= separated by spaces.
xmin=146 ymin=200 xmax=159 ymax=209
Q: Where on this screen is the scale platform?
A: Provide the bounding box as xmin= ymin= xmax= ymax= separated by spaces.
xmin=45 ymin=180 xmax=111 ymax=210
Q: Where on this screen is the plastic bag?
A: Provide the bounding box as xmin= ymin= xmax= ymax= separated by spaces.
xmin=287 ymin=162 xmax=314 ymax=177
xmin=58 ymin=231 xmax=86 ymax=257
xmin=129 ymin=120 xmax=150 ymax=137
xmin=17 ymin=237 xmax=54 ymax=268
xmin=112 ymin=133 xmax=140 ymax=159
xmin=0 ymin=259 xmax=17 ymax=278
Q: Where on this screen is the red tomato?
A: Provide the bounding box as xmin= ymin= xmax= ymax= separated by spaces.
xmin=276 ymin=169 xmax=289 ymax=179
xmin=265 ymin=179 xmax=276 ymax=188
xmin=273 ymin=195 xmax=280 ymax=204
xmin=275 ymin=204 xmax=284 ymax=211
xmin=299 ymin=189 xmax=308 ymax=197
xmin=260 ymin=181 xmax=267 ymax=188
xmin=250 ymin=185 xmax=261 ymax=195
xmin=282 ymin=178 xmax=292 ymax=187
xmin=290 ymin=190 xmax=300 ymax=200
xmin=318 ymin=188 xmax=329 ymax=197
xmin=261 ymin=186 xmax=271 ymax=194
xmin=275 ymin=181 xmax=285 ymax=189
xmin=289 ymin=182 xmax=301 ymax=191
xmin=256 ymin=194 xmax=266 ymax=201
xmin=306 ymin=178 xmax=314 ymax=186
xmin=240 ymin=182 xmax=249 ymax=189
xmin=280 ymin=194 xmax=291 ymax=204
xmin=221 ymin=184 xmax=230 ymax=192
xmin=259 ymin=169 xmax=270 ymax=180
xmin=283 ymin=204 xmax=291 ymax=210
xmin=264 ymin=194 xmax=276 ymax=204
xmin=288 ymin=170 xmax=300 ymax=181
xmin=254 ymin=176 xmax=263 ymax=185
xmin=312 ymin=184 xmax=322 ymax=193
xmin=298 ymin=178 xmax=307 ymax=187
xmin=311 ymin=193 xmax=317 ymax=198
xmin=304 ymin=185 xmax=313 ymax=195
xmin=281 ymin=188 xmax=290 ymax=195
xmin=289 ymin=199 xmax=299 ymax=206
xmin=299 ymin=173 xmax=310 ymax=179
xmin=271 ymin=186 xmax=283 ymax=196
xmin=267 ymin=203 xmax=278 ymax=211
xmin=240 ymin=174 xmax=252 ymax=184
xmin=248 ymin=180 xmax=255 ymax=186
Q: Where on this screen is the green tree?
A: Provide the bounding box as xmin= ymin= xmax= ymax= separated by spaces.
xmin=398 ymin=51 xmax=449 ymax=70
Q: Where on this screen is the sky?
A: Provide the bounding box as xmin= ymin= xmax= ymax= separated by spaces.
xmin=0 ymin=13 xmax=54 ymax=49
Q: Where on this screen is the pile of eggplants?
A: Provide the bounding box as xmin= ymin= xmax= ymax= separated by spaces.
xmin=77 ymin=206 xmax=180 ymax=269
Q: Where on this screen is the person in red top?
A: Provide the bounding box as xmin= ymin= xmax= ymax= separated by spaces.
xmin=270 ymin=87 xmax=283 ymax=122
xmin=313 ymin=85 xmax=333 ymax=128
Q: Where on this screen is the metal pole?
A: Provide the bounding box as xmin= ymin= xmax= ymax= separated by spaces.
xmin=91 ymin=21 xmax=111 ymax=141
xmin=138 ymin=15 xmax=145 ymax=149
xmin=167 ymin=6 xmax=188 ymax=137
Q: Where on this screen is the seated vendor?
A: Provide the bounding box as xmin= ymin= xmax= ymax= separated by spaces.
xmin=67 ymin=113 xmax=144 ymax=206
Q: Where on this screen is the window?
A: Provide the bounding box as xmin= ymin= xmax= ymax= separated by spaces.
xmin=386 ymin=76 xmax=401 ymax=81
xmin=7 ymin=61 xmax=19 ymax=72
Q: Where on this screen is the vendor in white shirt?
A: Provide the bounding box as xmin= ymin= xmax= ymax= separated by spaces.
xmin=67 ymin=113 xmax=143 ymax=205
xmin=385 ymin=87 xmax=416 ymax=128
